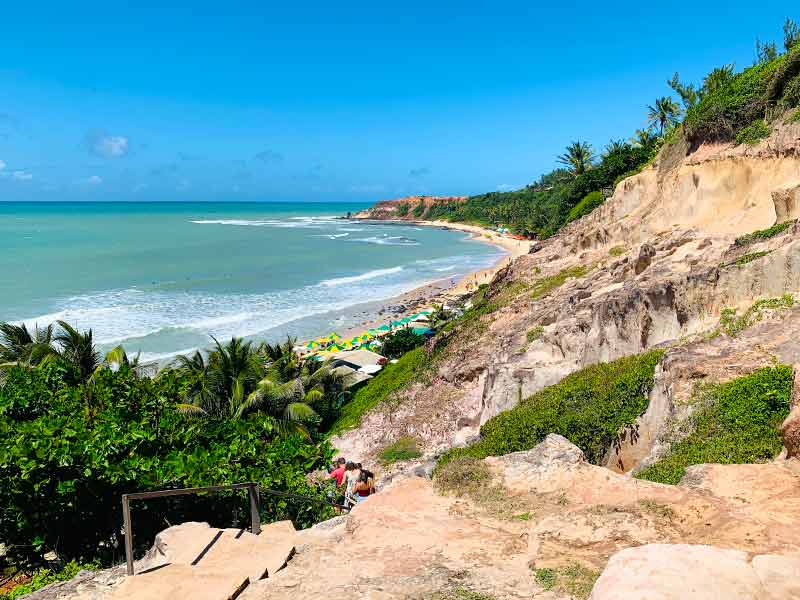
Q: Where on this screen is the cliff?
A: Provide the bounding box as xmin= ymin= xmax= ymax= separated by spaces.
xmin=353 ymin=195 xmax=468 ymax=220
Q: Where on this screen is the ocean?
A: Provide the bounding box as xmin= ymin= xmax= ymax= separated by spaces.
xmin=1 ymin=202 xmax=504 ymax=360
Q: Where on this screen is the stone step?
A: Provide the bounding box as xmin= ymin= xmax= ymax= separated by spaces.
xmin=111 ymin=520 xmax=298 ymax=599
xmin=109 ymin=563 xmax=249 ymax=600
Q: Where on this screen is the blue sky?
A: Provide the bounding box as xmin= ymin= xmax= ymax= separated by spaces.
xmin=0 ymin=2 xmax=795 ymax=202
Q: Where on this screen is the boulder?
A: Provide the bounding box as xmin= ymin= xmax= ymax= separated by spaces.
xmin=589 ymin=544 xmax=800 ymax=599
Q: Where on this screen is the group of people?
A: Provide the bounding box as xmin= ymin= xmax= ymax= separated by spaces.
xmin=327 ymin=457 xmax=376 ymax=507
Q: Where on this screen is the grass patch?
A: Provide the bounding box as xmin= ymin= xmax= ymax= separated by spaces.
xmin=1 ymin=561 xmax=99 ymax=600
xmin=734 ymin=221 xmax=793 ymax=246
xmin=609 ymin=245 xmax=627 ymax=257
xmin=378 ymin=436 xmax=422 ymax=463
xmin=531 ymin=265 xmax=591 ymax=300
xmin=639 ymin=499 xmax=676 ymax=520
xmin=328 ymin=347 xmax=427 ymax=435
xmin=789 ymin=108 xmax=800 ymax=123
xmin=723 ymin=250 xmax=771 ymax=267
xmin=718 ymin=294 xmax=794 ymax=336
xmin=534 ymin=563 xmax=599 ymax=599
xmin=437 ymin=350 xmax=664 ymax=467
xmin=735 ymin=120 xmax=771 ymax=145
xmin=636 ymin=366 xmax=792 ymax=485
xmin=526 ymin=325 xmax=544 ymax=343
xmin=430 ymin=589 xmax=497 ymax=600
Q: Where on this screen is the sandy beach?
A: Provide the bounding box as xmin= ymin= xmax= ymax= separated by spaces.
xmin=328 ymin=219 xmax=533 ymax=343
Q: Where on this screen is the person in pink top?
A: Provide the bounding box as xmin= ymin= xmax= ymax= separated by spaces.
xmin=328 ymin=457 xmax=346 ymax=486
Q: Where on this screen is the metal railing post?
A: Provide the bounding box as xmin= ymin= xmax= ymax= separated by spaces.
xmin=122 ymin=494 xmax=134 ymax=576
xmin=248 ymin=484 xmax=261 ymax=535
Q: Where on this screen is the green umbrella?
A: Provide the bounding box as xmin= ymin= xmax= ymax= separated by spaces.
xmin=377 ymin=324 xmax=391 ymax=332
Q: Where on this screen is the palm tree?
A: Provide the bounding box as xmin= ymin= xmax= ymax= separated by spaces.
xmin=602 ymin=139 xmax=628 ymax=158
xmin=631 ymin=129 xmax=659 ymax=150
xmin=173 ymin=336 xmax=325 ymax=436
xmin=53 ymin=321 xmax=101 ymax=385
xmin=646 ymin=97 xmax=681 ymax=136
xmin=556 ymin=141 xmax=595 ymax=176
xmin=0 ymin=322 xmax=55 ymax=366
xmin=104 ymin=345 xmax=156 ymax=378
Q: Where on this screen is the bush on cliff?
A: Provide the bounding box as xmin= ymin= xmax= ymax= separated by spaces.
xmin=635 ymin=365 xmax=792 ymax=484
xmin=437 ymin=350 xmax=664 ymax=467
xmin=566 ymin=191 xmax=605 ymax=224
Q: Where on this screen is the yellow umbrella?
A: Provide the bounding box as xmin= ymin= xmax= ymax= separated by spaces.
xmin=327 ymin=343 xmax=343 ymax=352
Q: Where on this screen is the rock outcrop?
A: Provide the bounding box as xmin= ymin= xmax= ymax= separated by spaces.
xmin=589 ymin=544 xmax=800 ymax=600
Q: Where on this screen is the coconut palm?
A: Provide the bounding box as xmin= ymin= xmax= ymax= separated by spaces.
xmin=52 ymin=321 xmax=101 ymax=385
xmin=646 ymin=97 xmax=681 ymax=136
xmin=104 ymin=345 xmax=157 ymax=378
xmin=631 ymin=129 xmax=659 ymax=150
xmin=173 ymin=336 xmax=325 ymax=436
xmin=0 ymin=322 xmax=55 ymax=367
xmin=602 ymin=139 xmax=628 ymax=158
xmin=556 ymin=141 xmax=595 ymax=176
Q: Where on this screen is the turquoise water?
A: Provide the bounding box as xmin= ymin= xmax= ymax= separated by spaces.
xmin=1 ymin=202 xmax=503 ymax=359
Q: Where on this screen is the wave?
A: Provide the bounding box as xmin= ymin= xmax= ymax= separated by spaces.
xmin=319 ymin=266 xmax=404 ymax=287
xmin=348 ymin=235 xmax=420 ymax=246
xmin=191 ymin=219 xmax=323 ymax=229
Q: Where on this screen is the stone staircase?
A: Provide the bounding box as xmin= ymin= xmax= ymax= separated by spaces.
xmin=109 ymin=520 xmax=297 ymax=600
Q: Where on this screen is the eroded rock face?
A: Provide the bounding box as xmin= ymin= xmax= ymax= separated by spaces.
xmin=589 ymin=544 xmax=800 ymax=600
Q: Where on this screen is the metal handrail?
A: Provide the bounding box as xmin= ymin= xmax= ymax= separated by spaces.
xmin=122 ymin=482 xmax=260 ymax=576
xmin=122 ymin=482 xmax=348 ymax=575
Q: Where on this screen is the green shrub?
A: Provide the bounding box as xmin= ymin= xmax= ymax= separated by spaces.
xmin=609 ymin=245 xmax=627 ymax=257
xmin=526 ymin=326 xmax=544 ymax=343
xmin=734 ymin=221 xmax=793 ymax=246
xmin=566 ymin=191 xmax=605 ymax=224
xmin=395 ymin=203 xmax=410 ymax=217
xmin=379 ymin=436 xmax=422 ymax=463
xmin=328 ymin=347 xmax=427 ymax=435
xmin=727 ymin=250 xmax=771 ymax=267
xmin=734 ymin=120 xmax=771 ymax=145
xmin=636 ymin=366 xmax=792 ymax=484
xmin=766 ymin=44 xmax=800 ymax=102
xmin=0 ymin=560 xmax=100 ymax=600
xmin=380 ymin=328 xmax=425 ymax=359
xmin=531 ymin=265 xmax=591 ymax=299
xmin=412 ymin=201 xmax=426 ymax=218
xmin=433 ymin=456 xmax=492 ymax=497
xmin=0 ymin=366 xmax=334 ymax=567
xmin=684 ymin=58 xmax=782 ymax=145
xmin=718 ymin=294 xmax=794 ymax=336
xmin=789 ymin=108 xmax=800 ymax=123
xmin=438 ymin=350 xmax=664 ymax=467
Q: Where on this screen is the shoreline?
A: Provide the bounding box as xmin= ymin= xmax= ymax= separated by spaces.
xmin=324 ymin=218 xmax=532 ymax=344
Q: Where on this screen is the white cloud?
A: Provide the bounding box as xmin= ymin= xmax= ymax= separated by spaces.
xmin=85 ymin=130 xmax=129 ymax=158
xmin=177 ymin=179 xmax=190 ymax=191
xmin=0 ymin=159 xmax=6 ymax=171
xmin=12 ymin=170 xmax=33 ymax=181
xmin=496 ymin=183 xmax=519 ymax=192
xmin=80 ymin=175 xmax=102 ymax=185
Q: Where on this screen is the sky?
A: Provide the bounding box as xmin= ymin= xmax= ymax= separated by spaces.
xmin=0 ymin=2 xmax=795 ymax=202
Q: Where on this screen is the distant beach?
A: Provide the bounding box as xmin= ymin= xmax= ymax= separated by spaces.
xmin=0 ymin=202 xmax=505 ymax=361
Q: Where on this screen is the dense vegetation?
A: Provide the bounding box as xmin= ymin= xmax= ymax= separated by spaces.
xmin=437 ymin=350 xmax=664 ymax=467
xmin=0 ymin=322 xmax=354 ymax=569
xmin=409 ymin=17 xmax=800 ymax=239
xmin=636 ymin=366 xmax=792 ymax=484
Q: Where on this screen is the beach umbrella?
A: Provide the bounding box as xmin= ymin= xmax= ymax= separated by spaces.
xmin=413 ymin=327 xmax=434 ymax=336
xmin=327 ymin=332 xmax=341 ymax=340
xmin=359 ymin=332 xmax=374 ymax=342
xmin=418 ymin=310 xmax=432 ymax=315
xmin=306 ymin=340 xmax=320 ymax=349
xmin=377 ymin=324 xmax=391 ymax=332
xmin=327 ymin=343 xmax=343 ymax=352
